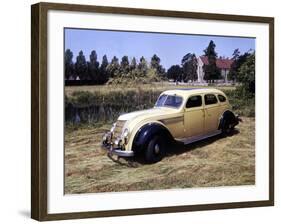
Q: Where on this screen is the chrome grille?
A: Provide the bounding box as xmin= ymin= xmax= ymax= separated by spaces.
xmin=113 ymin=120 xmax=126 ymax=138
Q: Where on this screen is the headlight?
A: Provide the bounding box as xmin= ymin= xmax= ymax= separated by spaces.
xmin=110 ymin=123 xmax=116 ymax=132
xmin=123 ymin=128 xmax=129 ymax=138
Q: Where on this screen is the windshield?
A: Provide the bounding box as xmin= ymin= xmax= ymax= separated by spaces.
xmin=155 ymin=94 xmax=183 ymax=108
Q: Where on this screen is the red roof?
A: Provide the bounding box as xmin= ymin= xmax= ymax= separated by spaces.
xmin=200 ymin=56 xmax=233 ymax=69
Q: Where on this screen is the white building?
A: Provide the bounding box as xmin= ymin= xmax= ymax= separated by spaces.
xmin=197 ymin=56 xmax=233 ymax=83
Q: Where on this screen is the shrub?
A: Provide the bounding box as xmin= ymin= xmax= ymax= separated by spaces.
xmin=224 ymin=89 xmax=255 ymax=117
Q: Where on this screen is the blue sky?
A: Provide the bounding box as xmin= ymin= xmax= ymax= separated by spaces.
xmin=65 ymin=28 xmax=255 ymax=70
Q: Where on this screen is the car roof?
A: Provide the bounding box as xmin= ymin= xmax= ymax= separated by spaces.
xmin=161 ymin=88 xmax=226 ymax=98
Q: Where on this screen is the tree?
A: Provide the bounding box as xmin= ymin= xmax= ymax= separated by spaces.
xmin=130 ymin=57 xmax=137 ymax=71
xmin=107 ymin=56 xmax=120 ymax=78
xmin=229 ymin=49 xmax=251 ymax=83
xmin=64 ymin=49 xmax=74 ymax=80
xmin=167 ymin=65 xmax=183 ymax=82
xmin=181 ymin=53 xmax=198 ymax=82
xmin=120 ymin=56 xmax=130 ymax=76
xmin=137 ymin=56 xmax=148 ymax=77
xmin=228 ymin=48 xmax=240 ymax=82
xmin=150 ymin=54 xmax=165 ymax=76
xmin=128 ymin=57 xmax=138 ymax=80
xmin=232 ymin=48 xmax=240 ymax=61
xmin=203 ymin=40 xmax=221 ymax=82
xmin=75 ymin=50 xmax=88 ymax=80
xmin=100 ymin=54 xmax=109 ymax=84
xmin=237 ymin=51 xmax=255 ymax=96
xmin=87 ymin=50 xmax=100 ymax=82
xmin=150 ymin=54 xmax=160 ymax=69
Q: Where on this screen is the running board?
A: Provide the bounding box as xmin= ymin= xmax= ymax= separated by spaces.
xmin=176 ymin=130 xmax=222 ymax=145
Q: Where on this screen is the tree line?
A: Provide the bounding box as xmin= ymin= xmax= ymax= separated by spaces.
xmin=65 ymin=40 xmax=255 ymax=89
xmin=65 ymin=48 xmax=200 ymax=85
xmin=65 ymin=50 xmax=166 ymax=84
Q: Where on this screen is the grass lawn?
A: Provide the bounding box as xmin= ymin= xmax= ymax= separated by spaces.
xmin=64 ymin=117 xmax=255 ymax=194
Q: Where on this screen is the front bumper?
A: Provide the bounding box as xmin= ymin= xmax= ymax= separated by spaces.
xmin=102 ymin=144 xmax=134 ymax=157
xmin=102 ymin=132 xmax=134 ymax=157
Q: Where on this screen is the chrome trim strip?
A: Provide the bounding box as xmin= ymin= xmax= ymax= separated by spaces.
xmin=159 ymin=116 xmax=184 ymax=125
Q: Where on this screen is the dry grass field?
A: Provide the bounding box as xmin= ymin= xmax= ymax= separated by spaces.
xmin=64 ymin=117 xmax=255 ymax=194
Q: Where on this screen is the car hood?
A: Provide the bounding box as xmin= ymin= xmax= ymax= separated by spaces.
xmin=118 ymin=107 xmax=178 ymax=122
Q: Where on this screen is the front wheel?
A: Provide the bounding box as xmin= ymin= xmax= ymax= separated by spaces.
xmin=145 ymin=135 xmax=165 ymax=163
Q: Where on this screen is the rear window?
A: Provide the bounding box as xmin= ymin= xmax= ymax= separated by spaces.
xmin=186 ymin=95 xmax=202 ymax=108
xmin=218 ymin=94 xmax=226 ymax=102
xmin=204 ymin=94 xmax=218 ymax=105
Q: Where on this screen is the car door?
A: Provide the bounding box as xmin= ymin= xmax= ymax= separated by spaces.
xmin=217 ymin=94 xmax=230 ymax=113
xmin=184 ymin=95 xmax=205 ymax=138
xmin=204 ymin=94 xmax=221 ymax=133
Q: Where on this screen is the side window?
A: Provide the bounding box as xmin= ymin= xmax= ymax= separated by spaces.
xmin=204 ymin=94 xmax=218 ymax=105
xmin=218 ymin=94 xmax=226 ymax=102
xmin=186 ymin=95 xmax=202 ymax=108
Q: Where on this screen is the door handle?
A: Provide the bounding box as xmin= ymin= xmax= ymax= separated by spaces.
xmin=203 ymin=109 xmax=211 ymax=117
xmin=202 ymin=109 xmax=205 ymax=117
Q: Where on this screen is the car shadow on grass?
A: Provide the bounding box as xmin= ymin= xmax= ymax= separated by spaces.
xmin=166 ymin=129 xmax=240 ymax=157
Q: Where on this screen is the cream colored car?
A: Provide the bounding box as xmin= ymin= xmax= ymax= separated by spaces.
xmin=102 ymin=88 xmax=240 ymax=163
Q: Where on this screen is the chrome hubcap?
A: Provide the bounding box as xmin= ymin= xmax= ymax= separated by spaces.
xmin=154 ymin=144 xmax=160 ymax=154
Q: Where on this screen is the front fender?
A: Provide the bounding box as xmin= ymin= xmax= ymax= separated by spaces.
xmin=132 ymin=122 xmax=174 ymax=153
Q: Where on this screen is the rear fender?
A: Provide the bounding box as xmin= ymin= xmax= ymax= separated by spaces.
xmin=218 ymin=110 xmax=239 ymax=130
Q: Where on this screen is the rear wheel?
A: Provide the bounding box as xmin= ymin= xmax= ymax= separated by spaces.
xmin=221 ymin=119 xmax=234 ymax=136
xmin=145 ymin=135 xmax=165 ymax=163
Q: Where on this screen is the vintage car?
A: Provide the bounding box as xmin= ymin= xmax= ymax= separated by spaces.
xmin=102 ymin=88 xmax=240 ymax=163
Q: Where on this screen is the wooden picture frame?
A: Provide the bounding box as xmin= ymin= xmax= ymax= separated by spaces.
xmin=31 ymin=2 xmax=274 ymax=221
